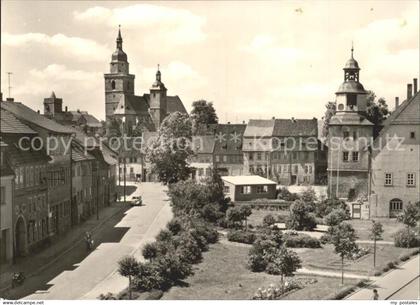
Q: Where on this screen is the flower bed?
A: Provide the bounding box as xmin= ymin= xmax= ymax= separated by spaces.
xmin=252 ymin=278 xmax=318 ymax=300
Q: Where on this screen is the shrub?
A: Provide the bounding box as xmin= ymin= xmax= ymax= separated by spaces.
xmin=263 ymin=214 xmax=276 ymax=227
xmin=331 ymin=286 xmax=356 ymax=300
xmin=133 ymin=262 xmax=165 ymax=292
xmin=248 ymin=252 xmax=267 ymax=272
xmin=166 ymin=219 xmax=183 ymax=235
xmin=387 ymin=261 xmax=395 ymax=269
xmin=286 ymin=200 xmax=317 ymax=231
xmin=152 ymin=254 xmax=193 ymax=288
xmin=227 ymin=229 xmax=256 ymax=244
xmin=394 ymin=228 xmax=420 ymax=248
xmin=319 ymin=234 xmax=330 ymax=244
xmin=277 ymin=214 xmax=288 ymax=223
xmin=316 ymin=198 xmax=349 ymax=218
xmin=399 ymin=253 xmax=411 ymax=261
xmin=284 ymin=234 xmax=321 ymax=248
xmin=156 ymin=229 xmax=173 ymax=243
xmin=98 ymin=293 xmax=118 ymax=300
xmin=174 ymin=232 xmax=203 ymax=264
xmin=277 ymin=187 xmax=299 ymax=201
xmin=299 ymin=187 xmax=317 ymax=212
xmin=324 ymin=209 xmax=349 ymax=227
xmin=142 ymin=242 xmax=159 ymax=261
xmin=200 ymin=203 xmax=225 ymax=223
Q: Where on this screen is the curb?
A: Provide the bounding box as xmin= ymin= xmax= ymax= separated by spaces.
xmin=0 ymin=203 xmax=127 ymax=296
xmin=385 ymin=275 xmax=419 ymax=300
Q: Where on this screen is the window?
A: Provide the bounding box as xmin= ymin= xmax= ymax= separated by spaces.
xmin=198 ymin=168 xmax=204 ymax=176
xmin=241 ymin=185 xmax=251 ymax=194
xmin=352 ymin=152 xmax=359 ymax=162
xmin=111 ymin=80 xmax=116 ymax=90
xmin=353 ymin=131 xmax=358 ymax=140
xmin=263 ymin=185 xmax=268 ymax=193
xmin=249 ymin=153 xmax=254 ymax=161
xmin=343 ymin=131 xmax=350 ymax=139
xmin=223 ymin=186 xmax=230 ymax=193
xmin=0 ymin=187 xmax=5 ymax=205
xmin=309 ymin=165 xmax=312 ymax=174
xmin=304 ymin=165 xmax=308 ymax=174
xmin=407 ymin=173 xmax=416 ymax=186
xmin=390 ymin=199 xmax=403 ymax=212
xmin=257 ymin=153 xmax=262 ymax=160
xmin=343 ymin=152 xmax=349 ymax=162
xmin=223 ymin=155 xmax=227 ymax=162
xmin=294 ymin=165 xmax=298 ymax=174
xmin=256 ymin=186 xmax=263 ymax=193
xmin=385 ymin=173 xmax=393 ymax=186
xmin=410 ymin=132 xmax=415 ymax=139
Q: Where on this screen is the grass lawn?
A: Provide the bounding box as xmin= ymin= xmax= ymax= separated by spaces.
xmin=298 ymin=244 xmax=415 ymax=276
xmin=162 ymin=240 xmax=357 ymax=300
xmin=345 ymin=218 xmax=405 ymax=241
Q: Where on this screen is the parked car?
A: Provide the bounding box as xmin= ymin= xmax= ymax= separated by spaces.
xmin=130 ymin=196 xmax=143 ymax=206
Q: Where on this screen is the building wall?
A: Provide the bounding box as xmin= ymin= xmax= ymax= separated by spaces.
xmin=1 ymin=175 xmax=14 ymax=263
xmin=370 ymin=124 xmax=420 ymax=217
xmin=328 ymin=171 xmax=368 ymax=200
xmin=223 ymin=181 xmax=276 ymax=202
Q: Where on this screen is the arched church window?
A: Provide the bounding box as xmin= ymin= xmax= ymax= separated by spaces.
xmin=111 ymin=80 xmax=116 ymax=90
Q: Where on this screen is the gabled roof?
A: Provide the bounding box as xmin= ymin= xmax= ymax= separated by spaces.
xmin=83 ymin=113 xmax=102 ymax=127
xmin=1 ymin=101 xmax=74 ymax=134
xmin=273 ymin=118 xmax=318 ymax=137
xmin=1 ymin=137 xmax=51 ymax=165
xmin=142 ymin=94 xmax=188 ymax=114
xmin=243 ymin=119 xmax=275 ymax=137
xmin=192 ymin=135 xmax=215 ymax=154
xmin=214 ymin=124 xmax=246 ymax=155
xmin=1 ymin=108 xmax=37 ymax=134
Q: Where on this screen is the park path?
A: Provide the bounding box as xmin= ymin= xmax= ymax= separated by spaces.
xmin=347 ymin=255 xmax=419 ymax=300
xmin=296 ymin=267 xmax=376 ymax=280
xmin=24 ymin=182 xmax=172 ymax=300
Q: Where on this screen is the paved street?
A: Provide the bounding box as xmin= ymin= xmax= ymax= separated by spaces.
xmin=18 ymin=182 xmax=172 ymax=300
xmin=388 ymin=276 xmax=420 ymax=300
xmin=348 ymin=255 xmax=419 ymax=300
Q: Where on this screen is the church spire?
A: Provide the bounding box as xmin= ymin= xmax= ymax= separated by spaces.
xmin=156 ymin=64 xmax=161 ymax=82
xmin=116 ymin=25 xmax=123 ymax=50
xmin=351 ymin=41 xmax=354 ymax=59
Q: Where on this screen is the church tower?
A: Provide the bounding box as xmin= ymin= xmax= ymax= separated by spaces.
xmin=104 ymin=26 xmax=135 ymax=119
xmin=327 ymin=46 xmax=373 ymax=201
xmin=149 ymin=65 xmax=167 ymax=130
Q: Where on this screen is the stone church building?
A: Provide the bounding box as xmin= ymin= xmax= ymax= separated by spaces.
xmin=104 ymin=27 xmax=187 ymax=133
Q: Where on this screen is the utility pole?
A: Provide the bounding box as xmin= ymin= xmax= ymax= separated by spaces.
xmin=7 ymin=72 xmax=13 ymax=98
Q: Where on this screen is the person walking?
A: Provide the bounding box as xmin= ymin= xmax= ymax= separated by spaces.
xmin=372 ymin=289 xmax=379 ymax=300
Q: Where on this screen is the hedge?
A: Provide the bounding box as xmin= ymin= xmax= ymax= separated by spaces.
xmin=284 ymin=234 xmax=321 ymax=248
xmin=227 ymin=229 xmax=257 ymax=244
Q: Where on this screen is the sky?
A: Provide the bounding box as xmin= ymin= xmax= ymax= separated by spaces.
xmin=1 ymin=1 xmax=419 ymax=123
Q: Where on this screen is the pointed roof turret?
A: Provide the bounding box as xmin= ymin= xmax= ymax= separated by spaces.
xmin=151 ymin=64 xmax=165 ymax=89
xmin=51 ymin=91 xmax=56 ymax=99
xmin=112 ymin=25 xmax=127 ymax=62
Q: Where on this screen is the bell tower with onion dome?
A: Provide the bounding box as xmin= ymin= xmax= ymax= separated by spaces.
xmin=327 ymin=45 xmax=374 ymax=202
xmin=104 ymin=26 xmax=135 ymax=119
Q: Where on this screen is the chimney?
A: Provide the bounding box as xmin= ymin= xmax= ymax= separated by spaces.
xmin=407 ymin=84 xmax=413 ymax=100
xmin=413 ymin=78 xmax=418 ymax=94
xmin=395 ymin=97 xmax=399 ymax=109
xmin=242 ymin=120 xmax=245 ymax=124
xmin=291 ymin=117 xmax=295 ymax=122
xmin=227 ymin=121 xmax=231 ymax=125
xmin=37 ymin=110 xmax=40 ymax=114
xmin=6 ymin=97 xmax=14 ymax=102
xmin=272 ymin=116 xmax=275 ymax=120
xmin=65 ymin=106 xmax=68 ymax=112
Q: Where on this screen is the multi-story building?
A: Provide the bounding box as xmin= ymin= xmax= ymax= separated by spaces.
xmin=0 ymin=140 xmax=14 ymax=263
xmin=213 ymin=123 xmax=246 ymax=176
xmin=43 ymin=91 xmax=103 ymax=136
xmin=0 ymin=108 xmax=51 ymax=256
xmin=369 ymin=82 xmax=420 ymax=217
xmin=1 ymin=101 xmax=74 ymax=237
xmin=327 ymin=48 xmax=373 ymax=201
xmin=243 ymin=118 xmax=326 ymax=185
xmin=190 ymin=135 xmax=215 ymax=182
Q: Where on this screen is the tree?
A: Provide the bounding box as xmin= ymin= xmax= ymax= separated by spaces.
xmin=240 ymin=205 xmax=252 ymax=230
xmin=226 ymin=205 xmax=252 ymax=229
xmin=146 ymin=112 xmax=193 ymax=184
xmin=365 ymin=91 xmax=390 ymax=136
xmin=265 ymin=246 xmax=302 ymax=293
xmin=321 ymin=101 xmax=336 ymax=139
xmin=118 ymin=255 xmax=140 ymax=299
xmin=327 ymin=223 xmax=358 ymax=284
xmin=324 ymin=208 xmax=349 ymax=227
xmin=107 ymin=117 xmax=123 ymax=137
xmin=397 ymin=202 xmax=420 ymax=229
xmin=369 ymin=221 xmax=383 ymax=267
xmin=286 ymin=200 xmax=317 ymax=231
xmin=299 ymin=187 xmax=317 ymax=212
xmin=190 ymin=100 xmax=218 ymax=135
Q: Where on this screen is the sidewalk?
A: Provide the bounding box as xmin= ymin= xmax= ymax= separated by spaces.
xmin=0 ymin=201 xmax=127 ymax=294
xmin=297 ymin=267 xmax=376 ymax=280
xmin=347 ymin=255 xmax=419 ymax=300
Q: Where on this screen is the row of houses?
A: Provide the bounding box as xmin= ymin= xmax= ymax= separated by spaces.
xmin=0 ymin=98 xmax=117 ymax=265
